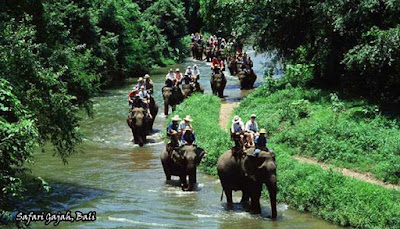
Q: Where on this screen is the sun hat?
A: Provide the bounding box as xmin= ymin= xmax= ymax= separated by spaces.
xmin=138 ymin=77 xmax=144 ymax=82
xmin=259 ymin=128 xmax=267 ymax=134
xmin=184 ymin=115 xmax=193 ymax=122
xmin=187 ymin=66 xmax=191 ymax=69
xmin=184 ymin=126 xmax=192 ymax=132
xmin=176 ymin=68 xmax=180 ymax=72
xmin=144 ymin=74 xmax=150 ymax=79
xmin=233 ymin=115 xmax=241 ymax=123
xmin=172 ymin=115 xmax=181 ymax=121
xmin=140 ymin=85 xmax=145 ymax=89
xmin=250 ymin=114 xmax=257 ymax=118
xmin=169 ymin=68 xmax=173 ymax=72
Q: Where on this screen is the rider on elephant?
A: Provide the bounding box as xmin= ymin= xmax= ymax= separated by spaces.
xmin=193 ymin=65 xmax=200 ymax=81
xmin=184 ymin=66 xmax=193 ymax=76
xmin=211 ymin=57 xmax=221 ymax=73
xmin=254 ymin=128 xmax=270 ymax=156
xmin=135 ymin=77 xmax=145 ymax=90
xmin=138 ymin=86 xmax=152 ymax=119
xmin=179 ymin=115 xmax=193 ymax=132
xmin=144 ymin=74 xmax=153 ymax=95
xmin=244 ymin=114 xmax=259 ymax=148
xmin=180 ymin=126 xmax=197 ymax=146
xmin=174 ymin=68 xmax=182 ymax=87
xmin=131 ymin=93 xmax=146 ymax=110
xmin=219 ymin=56 xmax=225 ymax=71
xmin=167 ymin=115 xmax=182 ymax=150
xmin=231 ymin=115 xmax=245 ymax=148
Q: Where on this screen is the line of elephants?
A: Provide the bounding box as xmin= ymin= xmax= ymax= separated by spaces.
xmin=126 ymin=50 xmax=276 ymax=219
xmin=191 ymin=42 xmax=257 ymax=90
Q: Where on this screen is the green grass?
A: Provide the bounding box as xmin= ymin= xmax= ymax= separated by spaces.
xmin=234 ymin=84 xmax=400 ymax=184
xmin=167 ymin=91 xmax=400 ymax=228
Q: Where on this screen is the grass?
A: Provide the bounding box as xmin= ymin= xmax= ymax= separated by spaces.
xmin=167 ymin=90 xmax=400 ymax=228
xmin=234 ymin=84 xmax=400 ymax=184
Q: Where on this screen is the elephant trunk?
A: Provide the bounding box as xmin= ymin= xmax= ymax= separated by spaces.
xmin=266 ymin=174 xmax=278 ymax=219
xmin=184 ymin=162 xmax=196 ymax=191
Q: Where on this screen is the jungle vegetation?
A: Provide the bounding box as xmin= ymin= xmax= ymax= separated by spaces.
xmin=0 ymin=0 xmax=202 ymax=223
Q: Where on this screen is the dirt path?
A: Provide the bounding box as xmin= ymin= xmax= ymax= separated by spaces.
xmin=293 ymin=155 xmax=399 ymax=190
xmin=219 ymin=102 xmax=239 ymax=131
xmin=219 ymin=101 xmax=399 ymax=190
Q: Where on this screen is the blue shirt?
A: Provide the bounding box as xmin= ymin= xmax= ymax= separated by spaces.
xmin=167 ymin=122 xmax=179 ymax=134
xmin=255 ymin=136 xmax=267 ymax=147
xmin=181 ymin=131 xmax=196 ymax=145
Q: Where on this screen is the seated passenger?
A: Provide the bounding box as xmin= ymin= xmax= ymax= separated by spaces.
xmin=254 ymin=128 xmax=269 ymax=153
xmin=181 ymin=126 xmax=197 ymax=146
xmin=244 ymin=114 xmax=259 ymax=147
xmin=167 ymin=115 xmax=182 ymax=147
xmin=230 ymin=115 xmax=245 ymax=147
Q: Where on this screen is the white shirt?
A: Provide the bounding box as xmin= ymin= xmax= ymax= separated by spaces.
xmin=193 ymin=68 xmax=200 ymax=76
xmin=245 ymin=120 xmax=258 ymax=132
xmin=185 ymin=69 xmax=192 ymax=75
xmin=231 ymin=121 xmax=244 ymax=133
xmin=166 ymin=73 xmax=175 ymax=79
xmin=179 ymin=121 xmax=192 ymax=132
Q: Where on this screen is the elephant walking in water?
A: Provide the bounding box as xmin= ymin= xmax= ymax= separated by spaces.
xmin=160 ymin=144 xmax=206 ymax=191
xmin=217 ymin=147 xmax=277 ymax=219
xmin=238 ymin=69 xmax=257 ymax=90
xmin=162 ymin=87 xmax=184 ymax=116
xmin=127 ymin=107 xmax=148 ymax=147
xmin=210 ymin=71 xmax=227 ymax=98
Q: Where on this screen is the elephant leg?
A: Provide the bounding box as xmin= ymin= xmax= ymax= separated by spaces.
xmin=224 ymin=188 xmax=233 ymax=204
xmin=250 ymin=184 xmax=262 ymax=214
xmin=164 ymin=102 xmax=168 ymax=116
xmin=162 ymin=161 xmax=171 ymax=181
xmin=240 ymin=190 xmax=250 ymax=203
xmin=180 ymin=175 xmax=187 ymax=190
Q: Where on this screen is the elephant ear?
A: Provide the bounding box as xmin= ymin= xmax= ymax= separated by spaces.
xmin=194 ymin=147 xmax=206 ymax=165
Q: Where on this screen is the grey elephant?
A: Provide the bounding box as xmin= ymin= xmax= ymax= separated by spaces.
xmin=217 ymin=147 xmax=277 ymax=219
xmin=210 ymin=71 xmax=227 ymax=98
xmin=238 ymin=69 xmax=257 ymax=90
xmin=162 ymin=87 xmax=184 ymax=116
xmin=127 ymin=107 xmax=148 ymax=147
xmin=160 ymin=144 xmax=206 ymax=191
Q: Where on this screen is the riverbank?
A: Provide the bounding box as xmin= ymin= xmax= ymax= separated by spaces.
xmin=168 ymin=92 xmax=400 ymax=228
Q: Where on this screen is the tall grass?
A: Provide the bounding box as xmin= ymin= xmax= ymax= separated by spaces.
xmin=166 ymin=91 xmax=400 ymax=228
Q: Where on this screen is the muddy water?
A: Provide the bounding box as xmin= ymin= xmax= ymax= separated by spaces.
xmin=26 ymin=49 xmax=341 ymax=228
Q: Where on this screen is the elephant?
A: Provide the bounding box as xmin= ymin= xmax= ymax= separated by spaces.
xmin=162 ymin=86 xmax=184 ymax=116
xmin=227 ymin=57 xmax=238 ymax=76
xmin=191 ymin=42 xmax=204 ymax=60
xmin=127 ymin=107 xmax=148 ymax=147
xmin=205 ymin=46 xmax=213 ymax=62
xmin=147 ymin=96 xmax=158 ymax=132
xmin=238 ymin=69 xmax=257 ymax=90
xmin=192 ymin=81 xmax=204 ymax=94
xmin=217 ymin=147 xmax=277 ymax=219
xmin=181 ymin=83 xmax=192 ymax=98
xmin=160 ymin=144 xmax=206 ymax=191
xmin=210 ymin=71 xmax=227 ymax=98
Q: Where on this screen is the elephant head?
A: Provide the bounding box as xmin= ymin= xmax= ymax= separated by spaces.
xmin=171 ymin=145 xmax=206 ymax=191
xmin=244 ymin=149 xmax=277 ymax=218
xmin=128 ymin=107 xmax=146 ymax=146
xmin=163 ymin=87 xmax=172 ymax=115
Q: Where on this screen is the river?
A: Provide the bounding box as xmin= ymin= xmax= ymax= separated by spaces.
xmin=25 ymin=50 xmax=341 ymax=228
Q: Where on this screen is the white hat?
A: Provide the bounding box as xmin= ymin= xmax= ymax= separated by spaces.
xmin=140 ymin=85 xmax=145 ymax=89
xmin=250 ymin=114 xmax=257 ymax=118
xmin=144 ymin=74 xmax=150 ymax=79
xmin=260 ymin=128 xmax=267 ymax=134
xmin=176 ymin=68 xmax=180 ymax=72
xmin=187 ymin=66 xmax=191 ymax=69
xmin=233 ymin=115 xmax=241 ymax=123
xmin=138 ymin=77 xmax=144 ymax=82
xmin=184 ymin=126 xmax=192 ymax=132
xmin=172 ymin=115 xmax=181 ymax=121
xmin=184 ymin=115 xmax=193 ymax=122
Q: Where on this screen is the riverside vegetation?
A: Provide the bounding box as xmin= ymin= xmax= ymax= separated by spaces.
xmin=167 ymin=64 xmax=400 ymax=228
xmin=0 ymin=0 xmax=202 ymax=223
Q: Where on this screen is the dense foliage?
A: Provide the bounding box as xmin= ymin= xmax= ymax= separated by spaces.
xmin=169 ymin=89 xmax=400 ymax=228
xmin=0 ymin=0 xmax=197 ymax=223
xmin=200 ymin=0 xmax=400 ymax=109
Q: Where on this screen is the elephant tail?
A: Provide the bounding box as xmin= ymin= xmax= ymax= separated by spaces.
xmin=220 ymin=189 xmax=224 ymax=201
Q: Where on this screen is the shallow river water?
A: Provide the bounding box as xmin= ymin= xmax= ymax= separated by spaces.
xmin=26 ymin=50 xmax=342 ymax=228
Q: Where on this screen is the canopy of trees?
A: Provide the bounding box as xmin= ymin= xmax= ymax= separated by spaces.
xmin=200 ymin=0 xmax=400 ymax=109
